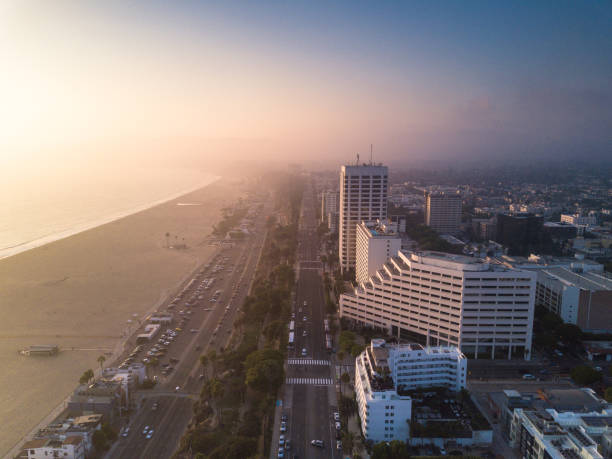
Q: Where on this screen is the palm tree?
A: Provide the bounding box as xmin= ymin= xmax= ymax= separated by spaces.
xmin=97 ymin=355 xmax=106 ymax=373
xmin=199 ymin=355 xmax=208 ymax=380
xmin=207 ymin=349 xmax=217 ymax=378
xmin=341 ymin=431 xmax=356 ymax=456
xmin=340 ymin=372 xmax=350 ymax=395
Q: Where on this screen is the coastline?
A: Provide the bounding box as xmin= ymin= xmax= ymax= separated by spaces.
xmin=0 ymin=175 xmax=221 ymax=261
xmin=0 ymin=176 xmax=242 ymax=458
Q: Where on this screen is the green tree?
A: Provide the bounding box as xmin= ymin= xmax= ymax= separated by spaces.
xmin=371 ymin=440 xmax=410 ymax=459
xmin=571 ymin=365 xmax=602 ymax=385
xmin=97 ymin=354 xmax=106 ymax=373
xmin=207 ymin=349 xmax=217 ymax=378
xmin=92 ymin=429 xmax=108 ymax=451
xmin=340 ymin=372 xmax=351 ymax=395
xmin=200 ymin=354 xmax=209 ymax=380
xmin=79 ymin=368 xmax=94 ymax=385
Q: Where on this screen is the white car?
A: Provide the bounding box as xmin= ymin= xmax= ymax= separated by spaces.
xmin=301 ymin=348 xmax=307 ymax=356
xmin=142 ymin=426 xmax=150 ymax=435
xmin=146 ymin=430 xmax=154 ymax=439
xmin=279 ymin=434 xmax=285 ymax=445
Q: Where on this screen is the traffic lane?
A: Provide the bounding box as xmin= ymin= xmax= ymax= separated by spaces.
xmin=140 ymin=398 xmax=193 ymax=459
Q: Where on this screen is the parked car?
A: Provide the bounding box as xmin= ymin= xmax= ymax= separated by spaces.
xmin=310 ymin=440 xmax=324 ymax=448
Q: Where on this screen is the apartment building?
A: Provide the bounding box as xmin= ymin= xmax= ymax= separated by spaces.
xmin=354 ymin=339 xmax=466 ymax=443
xmin=356 ymin=220 xmax=402 ymax=284
xmin=340 ymin=250 xmax=536 ymax=360
xmin=339 ymin=164 xmax=388 ymax=272
xmin=425 ymin=191 xmax=462 ymax=235
xmin=509 ymin=406 xmax=612 ymax=459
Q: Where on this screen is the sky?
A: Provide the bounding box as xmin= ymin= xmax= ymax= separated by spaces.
xmin=1 ymin=0 xmax=611 ymax=170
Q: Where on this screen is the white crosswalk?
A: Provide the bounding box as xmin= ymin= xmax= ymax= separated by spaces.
xmin=285 ymin=377 xmax=333 ymax=385
xmin=287 ymin=358 xmax=330 ymax=366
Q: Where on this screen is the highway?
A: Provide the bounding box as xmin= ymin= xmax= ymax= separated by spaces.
xmin=271 ymin=183 xmax=341 ymax=459
xmin=108 ymin=202 xmax=270 ymax=459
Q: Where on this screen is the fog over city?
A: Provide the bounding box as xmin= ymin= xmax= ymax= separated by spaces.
xmin=2 ymin=1 xmax=611 ymax=175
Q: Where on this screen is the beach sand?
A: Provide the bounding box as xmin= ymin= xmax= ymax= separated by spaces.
xmin=0 ymin=177 xmax=242 ymax=456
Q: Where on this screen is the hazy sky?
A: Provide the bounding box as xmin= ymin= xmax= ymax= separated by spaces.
xmin=1 ymin=1 xmax=611 ymax=169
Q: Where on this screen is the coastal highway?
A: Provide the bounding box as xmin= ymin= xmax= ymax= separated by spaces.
xmin=271 ymin=184 xmax=341 ymax=459
xmin=109 ymin=203 xmax=270 ymax=459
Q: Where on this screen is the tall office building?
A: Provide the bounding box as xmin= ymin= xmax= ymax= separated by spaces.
xmin=425 ymin=191 xmax=462 ymax=235
xmin=355 ymin=220 xmax=401 ymax=284
xmin=340 ymin=250 xmax=536 ymax=360
xmin=321 ymin=190 xmax=339 ymax=232
xmin=495 ymin=213 xmax=543 ymax=256
xmin=339 ymin=164 xmax=388 ymax=272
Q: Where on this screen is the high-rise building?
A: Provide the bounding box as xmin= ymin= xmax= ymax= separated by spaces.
xmin=355 ymin=339 xmax=466 ymax=443
xmin=339 ymin=164 xmax=388 ymax=272
xmin=340 ymin=250 xmax=536 ymax=360
xmin=355 ymin=220 xmax=402 ymax=284
xmin=425 ymin=191 xmax=462 ymax=235
xmin=321 ymin=190 xmax=339 ymax=232
xmin=495 ymin=213 xmax=543 ymax=256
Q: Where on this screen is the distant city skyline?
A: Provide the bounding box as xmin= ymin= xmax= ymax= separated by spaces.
xmin=1 ymin=1 xmax=611 ymax=172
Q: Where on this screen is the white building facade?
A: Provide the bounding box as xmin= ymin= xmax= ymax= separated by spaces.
xmin=339 ymin=165 xmax=388 ymax=272
xmin=355 ymin=339 xmax=466 ymax=443
xmin=356 ymin=220 xmax=402 ymax=284
xmin=341 ymin=251 xmax=536 ymax=360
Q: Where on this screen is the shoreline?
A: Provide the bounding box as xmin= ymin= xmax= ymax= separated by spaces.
xmin=0 ymin=176 xmax=242 ymax=458
xmin=0 ymin=175 xmax=220 ymax=261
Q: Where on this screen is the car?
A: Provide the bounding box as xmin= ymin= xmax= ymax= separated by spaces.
xmin=175 ymin=386 xmax=180 ymax=392
xmin=279 ymin=434 xmax=285 ymax=445
xmin=302 ymin=330 xmax=307 ymax=337
xmin=336 ymin=440 xmax=342 ymax=450
xmin=146 ymin=430 xmax=154 ymax=439
xmin=333 ymin=412 xmax=340 ymax=421
xmin=595 ymin=366 xmax=603 ymax=372
xmin=285 ymin=439 xmax=291 ymax=451
xmin=121 ymin=427 xmax=130 ymax=437
xmin=335 ymin=421 xmax=341 ymax=430
xmin=142 ymin=426 xmax=150 ymax=434
xmin=303 ymin=316 xmax=307 ymax=321
xmin=522 ymin=374 xmax=536 ymax=380
xmin=190 ymin=329 xmax=198 ymax=333
xmin=301 ymin=348 xmax=307 ymax=356
xmin=277 ymin=448 xmax=284 ymax=458
xmin=303 ymin=301 xmax=307 ymax=306
xmin=310 ymin=440 xmax=324 ymax=448
xmin=152 ymin=402 xmax=159 ymax=411
xmin=281 ymin=414 xmax=288 ymax=422
xmin=280 ymin=421 xmax=287 ymax=432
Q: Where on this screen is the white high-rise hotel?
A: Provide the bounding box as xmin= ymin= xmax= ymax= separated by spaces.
xmin=339 ymin=164 xmax=388 ymax=272
xmin=340 ymin=250 xmax=536 ymax=360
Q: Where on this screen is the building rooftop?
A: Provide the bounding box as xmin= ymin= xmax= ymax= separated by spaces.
xmin=545 ymin=389 xmax=606 ymax=413
xmin=541 ymin=267 xmax=612 ymax=291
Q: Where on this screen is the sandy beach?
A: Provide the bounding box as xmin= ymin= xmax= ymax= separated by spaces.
xmin=0 ymin=177 xmax=242 ymax=457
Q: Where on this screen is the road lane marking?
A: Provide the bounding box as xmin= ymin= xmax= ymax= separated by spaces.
xmin=285 ymin=377 xmax=333 ymax=385
xmin=287 ymin=358 xmax=330 ymax=366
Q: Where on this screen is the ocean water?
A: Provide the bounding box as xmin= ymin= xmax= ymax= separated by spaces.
xmin=0 ymin=166 xmax=219 ymax=260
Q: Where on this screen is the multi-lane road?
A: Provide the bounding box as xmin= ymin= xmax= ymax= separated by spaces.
xmin=109 ymin=203 xmax=269 ymax=459
xmin=271 ymin=184 xmax=342 ymax=459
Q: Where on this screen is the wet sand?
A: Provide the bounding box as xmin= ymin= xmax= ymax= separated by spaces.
xmin=0 ymin=177 xmax=241 ymax=457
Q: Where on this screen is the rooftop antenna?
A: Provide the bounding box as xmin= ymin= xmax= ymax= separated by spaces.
xmin=370 ymin=144 xmax=373 ymax=165
xmin=356 ymin=153 xmax=360 ymax=165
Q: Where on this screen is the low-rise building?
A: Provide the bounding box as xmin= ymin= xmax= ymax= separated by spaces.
xmin=22 ymin=436 xmax=85 ymax=459
xmin=354 ymin=339 xmax=466 ymax=443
